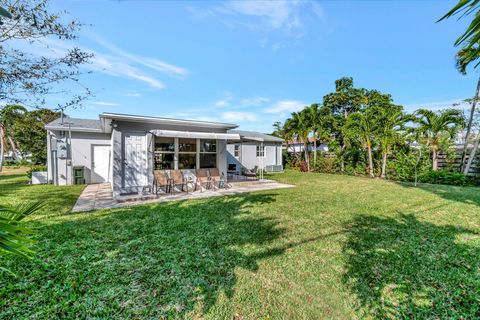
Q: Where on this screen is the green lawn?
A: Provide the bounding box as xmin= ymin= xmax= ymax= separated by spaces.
xmin=1 ymin=170 xmax=479 ymax=319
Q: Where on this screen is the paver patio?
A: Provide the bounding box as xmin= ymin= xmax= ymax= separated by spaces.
xmin=72 ymin=179 xmax=293 ymax=212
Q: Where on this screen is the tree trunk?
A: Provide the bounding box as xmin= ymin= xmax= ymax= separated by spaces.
xmin=367 ymin=142 xmax=374 ymax=178
xmin=381 ymin=151 xmax=387 ymax=178
xmin=340 ymin=143 xmax=345 ymax=173
xmin=432 ymin=150 xmax=438 ymax=171
xmin=313 ymin=133 xmax=317 ymax=165
xmin=464 ymin=132 xmax=480 ymax=175
xmin=7 ymin=135 xmax=17 ymax=161
xmin=304 ymin=140 xmax=310 ymax=172
xmin=460 ymin=76 xmax=480 ymax=172
xmin=0 ymin=125 xmax=4 ymax=172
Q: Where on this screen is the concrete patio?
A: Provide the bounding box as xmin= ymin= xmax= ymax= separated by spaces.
xmin=72 ymin=179 xmax=294 ymax=212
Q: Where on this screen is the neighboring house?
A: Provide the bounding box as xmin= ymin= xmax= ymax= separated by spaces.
xmin=226 ymin=130 xmax=283 ymax=173
xmin=45 ymin=112 xmax=240 ymax=198
xmin=284 ymin=138 xmax=329 ymax=154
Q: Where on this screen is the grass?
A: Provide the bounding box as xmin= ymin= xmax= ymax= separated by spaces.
xmin=1 ymin=169 xmax=479 ymax=319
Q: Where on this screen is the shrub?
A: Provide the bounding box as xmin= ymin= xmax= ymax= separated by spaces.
xmin=419 ymin=170 xmax=477 ymax=187
xmin=27 ymin=165 xmax=47 ymax=179
xmin=387 ymin=151 xmax=431 ymax=182
xmin=299 ymin=161 xmax=309 ymax=172
xmin=311 ymin=153 xmax=340 ymax=174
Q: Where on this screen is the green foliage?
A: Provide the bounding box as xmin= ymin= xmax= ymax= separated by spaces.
xmin=26 ymin=165 xmax=47 ymax=179
xmin=2 ymin=170 xmax=480 ymax=318
xmin=0 ymin=202 xmax=42 ymax=275
xmin=310 ymin=154 xmax=340 ymax=174
xmin=0 ymin=0 xmax=92 ymax=108
xmin=419 ymin=170 xmax=477 ymax=186
xmin=387 ymin=150 xmax=432 ymax=182
xmin=439 ymin=0 xmax=480 ymax=70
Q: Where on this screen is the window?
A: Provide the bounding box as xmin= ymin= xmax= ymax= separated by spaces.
xmin=178 ymin=138 xmax=196 ymax=152
xmin=154 ymin=137 xmax=174 ymax=169
xmin=200 ymin=154 xmax=216 ymax=168
xmin=256 ymin=145 xmax=265 ymax=157
xmin=178 ymin=138 xmax=196 ymax=169
xmin=200 ymin=139 xmax=216 ymax=168
xmin=179 ymin=153 xmax=196 ymax=169
xmin=234 ymin=144 xmax=239 ymax=157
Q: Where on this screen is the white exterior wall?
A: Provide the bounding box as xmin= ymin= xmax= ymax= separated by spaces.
xmin=227 ymin=142 xmax=282 ymax=170
xmin=48 ymin=131 xmax=111 ymax=185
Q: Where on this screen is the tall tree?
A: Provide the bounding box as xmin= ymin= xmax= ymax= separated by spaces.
xmin=344 ymin=108 xmax=377 ymax=178
xmin=16 ymin=108 xmax=60 ymax=163
xmin=0 ymin=0 xmax=92 ymax=109
xmin=0 ymin=105 xmax=26 ymax=170
xmin=375 ymin=104 xmax=411 ymax=178
xmin=290 ymin=110 xmax=312 ymax=171
xmin=414 ymin=109 xmax=465 ymax=170
xmin=439 ymin=2 xmax=480 ymax=174
xmin=323 ymin=77 xmax=367 ymax=172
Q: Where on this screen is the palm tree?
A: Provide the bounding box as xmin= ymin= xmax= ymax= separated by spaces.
xmin=283 ymin=118 xmax=299 ymax=161
xmin=305 ymin=104 xmax=319 ymax=165
xmin=290 ymin=110 xmax=312 ymax=171
xmin=414 ymin=109 xmax=465 ymax=170
xmin=305 ymin=104 xmax=335 ymax=166
xmin=375 ymin=105 xmax=412 ymax=178
xmin=438 ymin=1 xmax=480 ymax=61
xmin=439 ymin=3 xmax=480 ymax=174
xmin=272 ymin=120 xmax=291 ymax=157
xmin=344 ymin=110 xmax=376 ymax=178
xmin=1 ymin=202 xmax=42 ymax=275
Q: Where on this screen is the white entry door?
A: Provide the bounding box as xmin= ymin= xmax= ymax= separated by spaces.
xmin=123 ymin=133 xmax=147 ymax=189
xmin=92 ymin=145 xmax=111 ymax=183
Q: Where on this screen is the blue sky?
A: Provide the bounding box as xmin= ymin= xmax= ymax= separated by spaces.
xmin=38 ymin=0 xmax=474 ymax=132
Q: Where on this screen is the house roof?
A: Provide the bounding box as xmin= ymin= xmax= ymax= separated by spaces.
xmin=229 ymin=130 xmax=284 ymax=142
xmin=100 ymin=112 xmax=238 ymax=130
xmin=45 ymin=117 xmax=103 ymax=132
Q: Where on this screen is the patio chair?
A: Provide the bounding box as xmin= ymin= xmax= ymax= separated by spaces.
xmin=244 ymin=166 xmax=258 ymax=180
xmin=209 ymin=168 xmax=221 ymax=190
xmin=170 ymin=169 xmax=187 ymax=193
xmin=196 ymin=168 xmax=211 ymax=190
xmin=153 ymin=170 xmax=171 ymax=194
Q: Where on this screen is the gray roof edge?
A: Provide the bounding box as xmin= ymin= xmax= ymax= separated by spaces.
xmin=228 ymin=130 xmax=284 ymax=142
xmin=99 ymin=112 xmax=238 ymax=129
xmin=45 ymin=117 xmax=103 ymax=132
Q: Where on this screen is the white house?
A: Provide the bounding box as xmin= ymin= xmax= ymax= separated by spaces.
xmin=226 ymin=130 xmax=283 ymax=173
xmin=45 ymin=112 xmax=283 ymax=198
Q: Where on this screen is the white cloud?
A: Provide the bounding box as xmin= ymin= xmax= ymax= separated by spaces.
xmin=189 ymin=1 xmax=325 ymax=40
xmin=221 ymin=111 xmax=259 ymax=122
xmin=403 ymin=98 xmax=470 ymax=112
xmin=27 ymin=33 xmax=189 ymax=90
xmin=214 ymin=91 xmax=234 ymax=107
xmin=122 ymin=92 xmax=142 ymax=97
xmin=264 ymin=100 xmax=305 ymax=114
xmin=240 ymin=96 xmax=270 ymax=106
xmin=86 ymin=32 xmax=190 ymax=78
xmin=92 ymin=101 xmax=118 ymax=106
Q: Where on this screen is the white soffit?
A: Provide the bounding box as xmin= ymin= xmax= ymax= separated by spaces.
xmin=150 ymin=129 xmax=240 ymax=140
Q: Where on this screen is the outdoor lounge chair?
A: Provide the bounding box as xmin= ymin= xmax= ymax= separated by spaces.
xmin=244 ymin=166 xmax=258 ymax=180
xmin=170 ymin=169 xmax=187 ymax=193
xmin=153 ymin=170 xmax=171 ymax=194
xmin=196 ymin=168 xmax=211 ymax=190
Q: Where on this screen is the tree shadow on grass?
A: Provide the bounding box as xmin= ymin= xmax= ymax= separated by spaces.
xmin=1 ymin=193 xmax=286 ymax=319
xmin=343 ymin=213 xmax=480 ymax=319
xmin=396 ymin=181 xmax=480 ymax=207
